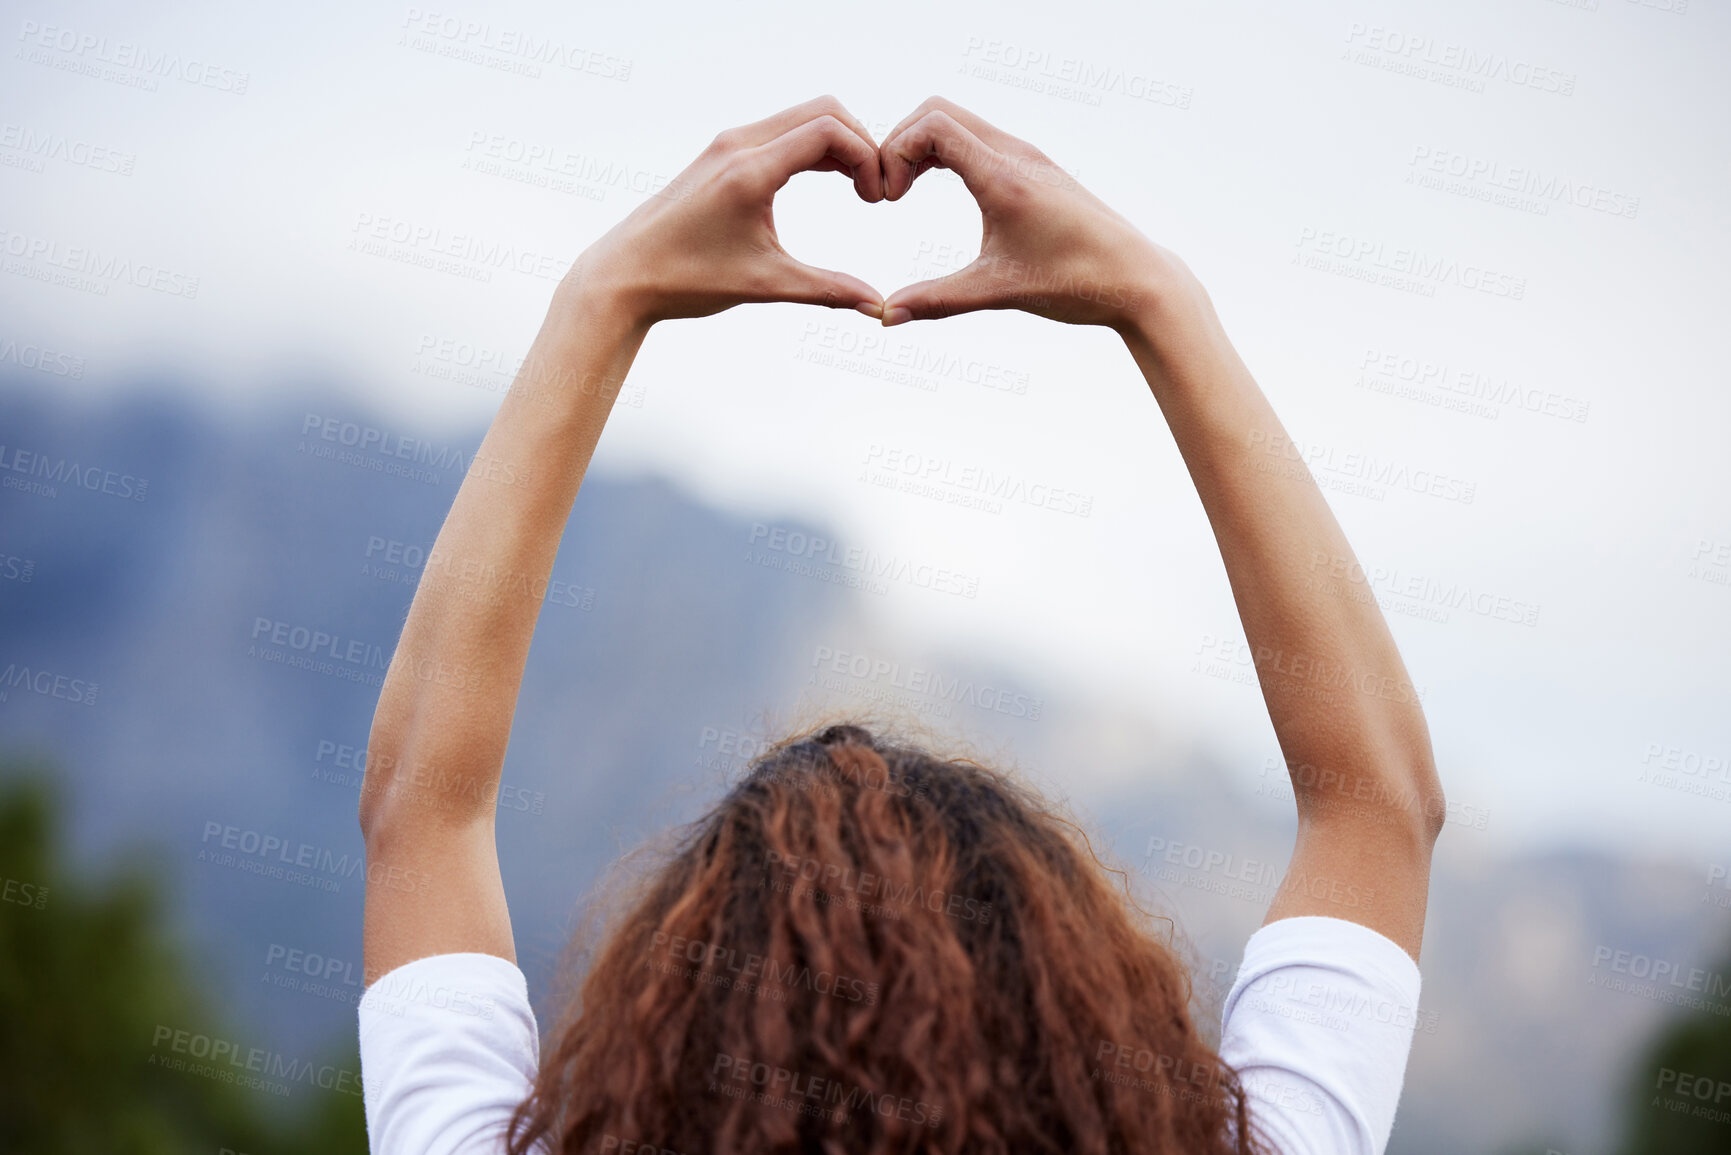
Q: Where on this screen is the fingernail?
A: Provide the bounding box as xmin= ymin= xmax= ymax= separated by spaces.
xmin=855 ymin=300 xmax=884 ymax=319
xmin=882 ymin=306 xmax=912 ymax=327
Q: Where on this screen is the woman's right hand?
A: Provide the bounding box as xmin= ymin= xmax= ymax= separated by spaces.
xmin=878 ymin=96 xmax=1196 ymax=332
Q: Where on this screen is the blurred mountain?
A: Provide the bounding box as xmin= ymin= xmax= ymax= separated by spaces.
xmin=1 ymin=377 xmax=1725 ymax=1154
xmin=0 ymin=376 xmax=853 ymax=1058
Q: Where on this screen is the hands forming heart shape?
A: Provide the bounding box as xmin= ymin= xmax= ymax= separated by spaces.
xmin=570 ymin=95 xmax=1188 ymax=334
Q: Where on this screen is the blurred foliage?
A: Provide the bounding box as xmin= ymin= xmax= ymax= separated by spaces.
xmin=0 ymin=761 xmax=368 ymax=1154
xmin=1615 ymin=965 xmax=1731 ymax=1155
xmin=1497 ymin=943 xmax=1731 ymax=1155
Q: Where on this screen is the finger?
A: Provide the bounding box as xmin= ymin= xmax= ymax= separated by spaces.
xmin=743 ymin=115 xmax=884 ymax=202
xmin=763 ymin=254 xmax=884 ymax=316
xmin=718 ymin=95 xmax=878 ymax=154
xmin=881 ymin=110 xmax=999 ymax=203
xmin=883 ymin=95 xmax=1030 ymax=160
xmin=880 ymin=259 xmax=1004 ymax=325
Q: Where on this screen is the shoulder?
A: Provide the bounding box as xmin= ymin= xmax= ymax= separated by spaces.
xmin=358 ymin=952 xmax=543 ymax=1155
xmin=1219 ymin=916 xmax=1426 ymax=1155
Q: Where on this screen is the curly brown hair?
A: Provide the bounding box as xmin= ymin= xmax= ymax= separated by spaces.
xmin=506 ymin=721 xmax=1269 ymax=1155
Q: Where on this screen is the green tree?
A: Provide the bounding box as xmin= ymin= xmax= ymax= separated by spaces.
xmin=0 ymin=762 xmax=368 ymax=1153
xmin=1616 ymin=968 xmax=1731 ymax=1155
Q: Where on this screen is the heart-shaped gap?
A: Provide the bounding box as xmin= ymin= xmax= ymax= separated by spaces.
xmin=772 ymin=168 xmax=982 ymax=311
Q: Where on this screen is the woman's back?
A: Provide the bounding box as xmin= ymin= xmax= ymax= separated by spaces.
xmin=359 ymin=724 xmax=1425 ymax=1154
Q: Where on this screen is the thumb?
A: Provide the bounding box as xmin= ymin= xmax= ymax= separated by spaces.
xmin=881 ymin=258 xmax=1003 ymax=325
xmin=771 ymin=256 xmax=884 ymax=317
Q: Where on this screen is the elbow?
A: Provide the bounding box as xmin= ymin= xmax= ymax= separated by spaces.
xmin=357 ymin=768 xmax=387 ymax=850
xmin=1408 ymin=754 xmax=1447 ymax=849
xmin=359 ymin=681 xmax=429 ymax=847
xmin=1387 ymin=712 xmax=1445 ymax=849
xmin=357 ymin=721 xmax=405 ymax=849
xmin=1418 ymin=782 xmax=1448 ymax=848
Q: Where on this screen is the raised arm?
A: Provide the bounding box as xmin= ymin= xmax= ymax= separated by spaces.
xmin=879 ymin=98 xmax=1444 ymax=960
xmin=359 ymin=97 xmax=887 ymax=984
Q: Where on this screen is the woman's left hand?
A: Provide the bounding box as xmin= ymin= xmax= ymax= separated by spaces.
xmin=566 ymin=96 xmax=886 ymax=327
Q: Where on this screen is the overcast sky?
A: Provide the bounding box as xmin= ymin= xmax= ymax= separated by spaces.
xmin=3 ymin=0 xmax=1728 ymax=858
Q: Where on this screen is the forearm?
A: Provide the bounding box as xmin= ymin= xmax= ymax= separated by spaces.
xmin=1118 ymin=270 xmax=1442 ymax=835
xmin=361 ymin=282 xmax=648 ymax=838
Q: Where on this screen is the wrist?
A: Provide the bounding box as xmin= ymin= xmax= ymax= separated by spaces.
xmin=1113 ymin=248 xmax=1212 ymax=346
xmin=554 ymin=251 xmax=657 ymax=339
xmin=1113 ymin=267 xmax=1264 ymax=447
xmin=510 ymin=273 xmax=652 ymax=417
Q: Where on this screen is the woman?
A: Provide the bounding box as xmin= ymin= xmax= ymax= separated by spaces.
xmin=356 ymin=96 xmax=1445 ymax=1155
